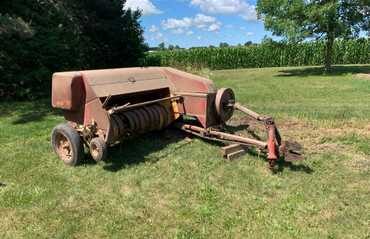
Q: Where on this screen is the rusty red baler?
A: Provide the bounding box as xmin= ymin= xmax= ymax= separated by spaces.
xmin=51 ymin=67 xmax=302 ymax=169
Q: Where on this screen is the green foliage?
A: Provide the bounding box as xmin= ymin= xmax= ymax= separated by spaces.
xmin=0 ymin=0 xmax=146 ymax=100
xmin=256 ymin=0 xmax=370 ymax=69
xmin=257 ymin=0 xmax=369 ymax=42
xmin=144 ymin=39 xmax=370 ymax=70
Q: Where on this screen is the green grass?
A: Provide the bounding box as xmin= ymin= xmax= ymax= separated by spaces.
xmin=1 ymin=65 xmax=370 ymax=238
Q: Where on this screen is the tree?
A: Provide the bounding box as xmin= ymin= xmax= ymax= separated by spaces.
xmin=244 ymin=41 xmax=253 ymax=46
xmin=116 ymin=7 xmax=146 ymax=67
xmin=261 ymin=36 xmax=275 ymax=45
xmin=257 ymin=0 xmax=370 ymax=70
xmin=158 ymin=42 xmax=166 ymax=50
xmin=0 ymin=0 xmax=147 ymax=99
xmin=219 ymin=42 xmax=229 ymax=48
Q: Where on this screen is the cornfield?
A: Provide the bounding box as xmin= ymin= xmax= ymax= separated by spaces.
xmin=144 ymin=39 xmax=370 ymax=70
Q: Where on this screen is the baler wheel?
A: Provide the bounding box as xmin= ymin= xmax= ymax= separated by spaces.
xmin=51 ymin=123 xmax=84 ymax=166
xmin=89 ymin=137 xmax=107 ymax=162
xmin=215 ymin=88 xmax=235 ymax=122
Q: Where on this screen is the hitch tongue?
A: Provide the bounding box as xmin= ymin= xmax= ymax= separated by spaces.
xmin=234 ymin=102 xmax=262 ymax=121
xmin=266 ymin=123 xmax=278 ymax=168
xmin=178 ymin=102 xmax=304 ymax=169
xmin=234 ymin=102 xmax=304 ymax=167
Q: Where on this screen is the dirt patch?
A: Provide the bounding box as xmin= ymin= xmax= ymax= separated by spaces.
xmin=356 ymin=73 xmax=370 ymax=80
xmin=313 ymin=142 xmax=344 ymax=154
xmin=343 ymin=153 xmax=370 ymax=172
xmin=243 ymin=118 xmax=366 ymax=154
xmin=120 ymin=185 xmax=133 ymax=196
xmin=227 ymin=113 xmax=267 ymax=140
xmin=226 ymin=115 xmax=368 ymax=159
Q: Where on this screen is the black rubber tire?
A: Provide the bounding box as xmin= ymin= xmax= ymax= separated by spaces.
xmin=89 ymin=137 xmax=107 ymax=162
xmin=51 ymin=123 xmax=84 ymax=166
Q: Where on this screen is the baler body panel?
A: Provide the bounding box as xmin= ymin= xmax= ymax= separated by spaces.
xmin=81 ymin=68 xmax=172 ymax=98
xmin=160 ymin=67 xmax=217 ymax=94
xmin=52 ymin=67 xmax=220 ymax=131
xmin=160 ymin=67 xmax=219 ymax=128
xmin=52 ymin=73 xmax=85 ymax=111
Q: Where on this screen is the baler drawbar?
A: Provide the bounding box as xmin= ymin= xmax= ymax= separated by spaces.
xmin=51 ymin=67 xmax=303 ymax=169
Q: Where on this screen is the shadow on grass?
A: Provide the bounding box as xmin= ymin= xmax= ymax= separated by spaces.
xmin=186 ymin=126 xmax=313 ymax=174
xmin=224 ymin=123 xmax=313 ymax=174
xmin=277 ymin=65 xmax=370 ymax=77
xmin=0 ymin=98 xmax=60 ymax=124
xmin=102 ymin=129 xmax=187 ymax=172
xmin=245 ymin=149 xmax=313 ymax=174
xmin=82 ymin=127 xmax=313 ymax=174
xmin=275 ymin=160 xmax=314 ymax=174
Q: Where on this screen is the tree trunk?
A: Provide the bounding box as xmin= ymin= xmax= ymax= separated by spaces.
xmin=324 ymin=32 xmax=335 ymax=72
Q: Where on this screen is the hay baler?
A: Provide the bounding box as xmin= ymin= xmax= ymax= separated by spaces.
xmin=51 ymin=67 xmax=302 ymax=169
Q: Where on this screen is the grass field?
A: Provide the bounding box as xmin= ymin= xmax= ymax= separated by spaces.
xmin=0 ymin=65 xmax=369 ymax=238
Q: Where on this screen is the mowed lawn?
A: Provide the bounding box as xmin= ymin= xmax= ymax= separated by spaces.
xmin=0 ymin=65 xmax=369 ymax=238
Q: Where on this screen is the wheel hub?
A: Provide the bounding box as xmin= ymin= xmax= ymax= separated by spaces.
xmin=56 ymin=133 xmax=72 ymax=162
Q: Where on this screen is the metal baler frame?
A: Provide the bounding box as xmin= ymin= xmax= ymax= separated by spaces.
xmin=51 ymin=67 xmax=303 ymax=169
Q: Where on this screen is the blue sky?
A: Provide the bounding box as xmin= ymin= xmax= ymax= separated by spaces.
xmin=124 ymin=0 xmax=276 ymax=48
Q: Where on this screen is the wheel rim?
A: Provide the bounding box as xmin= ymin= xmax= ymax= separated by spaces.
xmin=215 ymin=88 xmax=235 ymax=122
xmin=91 ymin=143 xmax=99 ymax=160
xmin=55 ymin=133 xmax=73 ymax=162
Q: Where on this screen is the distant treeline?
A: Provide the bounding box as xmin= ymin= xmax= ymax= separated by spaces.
xmin=144 ymin=39 xmax=370 ymax=70
xmin=0 ymin=0 xmax=146 ymax=100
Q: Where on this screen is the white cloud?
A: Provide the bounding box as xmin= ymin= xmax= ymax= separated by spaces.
xmin=155 ymin=32 xmax=163 ymax=39
xmin=190 ymin=0 xmax=257 ymax=21
xmin=124 ymin=0 xmax=162 ymax=15
xmin=208 ymin=23 xmax=221 ymax=32
xmin=161 ymin=14 xmax=222 ymax=33
xmin=239 ymin=26 xmax=254 ymax=36
xmin=193 ymin=14 xmax=217 ymax=28
xmin=172 ymin=28 xmax=185 ymax=34
xmin=186 ymin=31 xmax=194 ymax=36
xmin=149 ymin=25 xmax=159 ymax=33
xmin=162 ymin=17 xmax=193 ymax=30
xmin=150 ymin=31 xmax=166 ymax=42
